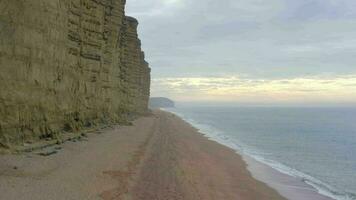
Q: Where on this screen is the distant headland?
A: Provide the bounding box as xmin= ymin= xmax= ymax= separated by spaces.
xmin=149 ymin=97 xmax=175 ymax=108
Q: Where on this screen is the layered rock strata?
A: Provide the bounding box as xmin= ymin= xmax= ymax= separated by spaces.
xmin=0 ymin=0 xmax=151 ymax=148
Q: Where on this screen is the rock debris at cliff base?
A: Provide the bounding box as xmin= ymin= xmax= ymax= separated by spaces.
xmin=0 ymin=0 xmax=151 ymax=148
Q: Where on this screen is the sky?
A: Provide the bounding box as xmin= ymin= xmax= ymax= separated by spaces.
xmin=126 ymin=0 xmax=356 ymax=104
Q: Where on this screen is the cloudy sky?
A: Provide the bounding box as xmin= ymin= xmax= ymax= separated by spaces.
xmin=126 ymin=0 xmax=356 ymax=104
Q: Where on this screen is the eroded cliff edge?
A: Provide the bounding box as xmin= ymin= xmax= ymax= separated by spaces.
xmin=0 ymin=0 xmax=151 ymax=148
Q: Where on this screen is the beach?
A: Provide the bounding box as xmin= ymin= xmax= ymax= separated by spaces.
xmin=0 ymin=110 xmax=285 ymax=200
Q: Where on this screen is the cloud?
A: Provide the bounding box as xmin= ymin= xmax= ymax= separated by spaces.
xmin=282 ymin=0 xmax=356 ymax=21
xmin=126 ymin=0 xmax=184 ymax=17
xmin=126 ymin=0 xmax=356 ymax=104
xmin=151 ymin=75 xmax=356 ymax=103
xmin=126 ymin=0 xmax=356 ymax=80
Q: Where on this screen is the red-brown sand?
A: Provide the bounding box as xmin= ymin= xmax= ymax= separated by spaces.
xmin=0 ymin=110 xmax=286 ymax=200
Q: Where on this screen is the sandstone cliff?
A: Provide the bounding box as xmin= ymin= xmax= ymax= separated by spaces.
xmin=0 ymin=0 xmax=151 ymax=148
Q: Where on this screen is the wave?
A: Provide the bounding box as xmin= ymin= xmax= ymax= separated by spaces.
xmin=164 ymin=108 xmax=356 ymax=200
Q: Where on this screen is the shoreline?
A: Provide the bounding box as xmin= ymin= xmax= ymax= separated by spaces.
xmin=163 ymin=108 xmax=337 ymax=200
xmin=0 ymin=110 xmax=286 ymax=200
xmin=243 ymin=155 xmax=334 ymax=200
xmin=128 ymin=110 xmax=287 ymax=200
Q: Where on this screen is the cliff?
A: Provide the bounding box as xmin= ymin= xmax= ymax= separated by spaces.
xmin=0 ymin=0 xmax=151 ymax=149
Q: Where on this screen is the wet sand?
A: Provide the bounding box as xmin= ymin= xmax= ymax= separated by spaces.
xmin=243 ymin=156 xmax=334 ymax=200
xmin=0 ymin=110 xmax=286 ymax=200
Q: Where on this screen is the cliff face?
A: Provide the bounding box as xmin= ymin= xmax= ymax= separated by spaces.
xmin=0 ymin=0 xmax=151 ymax=148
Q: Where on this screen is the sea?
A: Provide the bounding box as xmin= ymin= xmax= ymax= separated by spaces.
xmin=164 ymin=104 xmax=356 ymax=200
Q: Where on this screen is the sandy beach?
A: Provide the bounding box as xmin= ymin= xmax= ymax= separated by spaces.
xmin=0 ymin=110 xmax=286 ymax=200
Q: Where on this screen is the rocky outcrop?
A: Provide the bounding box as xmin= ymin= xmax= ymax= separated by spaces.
xmin=0 ymin=0 xmax=150 ymax=148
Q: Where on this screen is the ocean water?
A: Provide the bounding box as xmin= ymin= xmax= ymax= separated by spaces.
xmin=165 ymin=105 xmax=356 ymax=200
